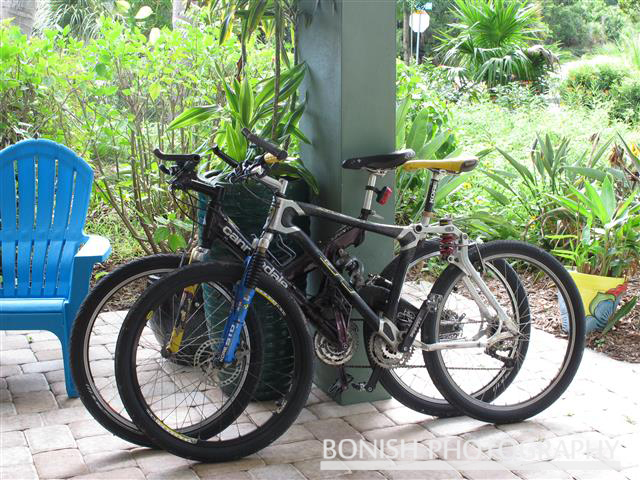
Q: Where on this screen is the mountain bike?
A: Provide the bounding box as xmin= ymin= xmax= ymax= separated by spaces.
xmin=115 ymin=129 xmax=585 ymax=461
xmin=71 ymin=145 xmax=456 ymax=447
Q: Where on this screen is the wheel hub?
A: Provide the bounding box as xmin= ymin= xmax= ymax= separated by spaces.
xmin=193 ymin=338 xmax=247 ymax=387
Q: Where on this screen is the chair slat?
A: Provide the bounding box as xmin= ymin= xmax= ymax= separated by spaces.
xmin=56 ymin=239 xmax=80 ymax=296
xmin=68 ymin=167 xmax=93 ymax=236
xmin=17 ymin=153 xmax=36 ymax=233
xmin=0 ymin=158 xmax=17 ymax=237
xmin=43 ymin=239 xmax=63 ymax=297
xmin=1 ymin=239 xmax=16 ymax=297
xmin=35 ymin=154 xmax=56 ymax=233
xmin=51 ymin=159 xmax=74 ymax=237
xmin=31 ymin=155 xmax=57 ymax=297
xmin=16 ymin=157 xmax=36 ymax=296
xmin=30 ymin=239 xmax=49 ymax=297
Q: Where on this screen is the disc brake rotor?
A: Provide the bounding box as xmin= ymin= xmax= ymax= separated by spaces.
xmin=193 ymin=338 xmax=247 ymax=387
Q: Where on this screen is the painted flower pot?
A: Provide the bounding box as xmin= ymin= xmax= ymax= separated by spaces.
xmin=561 ymin=271 xmax=627 ymax=334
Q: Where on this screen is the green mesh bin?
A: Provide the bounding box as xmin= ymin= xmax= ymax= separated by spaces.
xmin=200 ymin=180 xmax=309 ymax=401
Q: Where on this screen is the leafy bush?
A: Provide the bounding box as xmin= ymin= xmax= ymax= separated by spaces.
xmin=561 ymin=62 xmax=628 ymax=108
xmin=619 ymin=0 xmax=640 ymax=23
xmin=0 ymin=19 xmax=238 ymax=254
xmin=541 ymin=0 xmax=628 ymax=51
xmin=610 ymin=79 xmax=640 ymax=123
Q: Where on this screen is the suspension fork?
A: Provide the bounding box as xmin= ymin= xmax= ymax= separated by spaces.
xmin=165 ymin=248 xmax=206 ymax=355
xmin=217 ymin=256 xmax=256 ymax=364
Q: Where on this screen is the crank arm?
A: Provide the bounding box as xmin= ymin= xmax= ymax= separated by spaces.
xmin=352 ymin=366 xmax=384 ymax=393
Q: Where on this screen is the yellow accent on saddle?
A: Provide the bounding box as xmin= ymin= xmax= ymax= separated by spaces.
xmin=402 ymin=155 xmax=479 ymax=174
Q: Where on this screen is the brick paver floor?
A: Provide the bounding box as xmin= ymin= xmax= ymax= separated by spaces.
xmin=1 ymin=328 xmax=638 ymax=480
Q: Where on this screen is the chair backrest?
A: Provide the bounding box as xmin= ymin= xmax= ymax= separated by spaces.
xmin=0 ymin=139 xmax=93 ymax=298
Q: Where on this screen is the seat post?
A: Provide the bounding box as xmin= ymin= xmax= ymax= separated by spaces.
xmin=360 ymin=171 xmax=381 ymax=219
xmin=421 ymin=171 xmax=442 ymax=226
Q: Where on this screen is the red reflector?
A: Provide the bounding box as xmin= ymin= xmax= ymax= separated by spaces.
xmin=377 ymin=186 xmax=393 ymax=205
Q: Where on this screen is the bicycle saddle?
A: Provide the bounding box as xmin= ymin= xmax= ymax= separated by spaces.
xmin=402 ymin=155 xmax=479 ymax=174
xmin=342 ymin=149 xmax=415 ymax=170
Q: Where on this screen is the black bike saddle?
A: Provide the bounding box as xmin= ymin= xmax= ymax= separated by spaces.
xmin=342 ymin=149 xmax=415 ymax=170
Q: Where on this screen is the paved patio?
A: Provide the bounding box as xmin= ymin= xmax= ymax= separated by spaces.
xmin=1 ymin=328 xmax=639 ymax=480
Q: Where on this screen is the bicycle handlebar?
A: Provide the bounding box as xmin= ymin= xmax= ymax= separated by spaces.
xmin=153 ymin=149 xmax=200 ymax=163
xmin=241 ymin=128 xmax=288 ymax=160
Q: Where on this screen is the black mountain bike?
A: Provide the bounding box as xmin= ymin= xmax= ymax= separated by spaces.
xmin=115 ymin=129 xmax=585 ymax=462
xmin=71 ymin=144 xmax=454 ymax=447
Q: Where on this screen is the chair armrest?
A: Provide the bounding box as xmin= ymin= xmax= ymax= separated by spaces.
xmin=75 ymin=235 xmax=112 ymax=263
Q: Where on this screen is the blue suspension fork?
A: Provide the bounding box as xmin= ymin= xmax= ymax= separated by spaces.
xmin=217 ymin=256 xmax=257 ymax=364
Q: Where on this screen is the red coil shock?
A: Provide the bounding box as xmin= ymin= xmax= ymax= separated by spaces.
xmin=439 ymin=218 xmax=457 ymax=259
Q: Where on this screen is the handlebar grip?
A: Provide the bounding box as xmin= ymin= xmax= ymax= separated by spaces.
xmin=212 ymin=145 xmax=240 ymax=168
xmin=153 ymin=148 xmax=200 ymax=163
xmin=241 ymin=128 xmax=288 ymax=160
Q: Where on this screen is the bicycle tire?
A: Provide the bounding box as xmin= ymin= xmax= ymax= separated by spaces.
xmin=116 ymin=262 xmax=314 ymax=462
xmin=425 ymin=240 xmax=585 ymax=424
xmin=70 ymin=254 xmax=185 ymax=447
xmin=373 ymin=240 xmax=460 ymax=417
xmin=373 ymin=240 xmax=531 ymax=417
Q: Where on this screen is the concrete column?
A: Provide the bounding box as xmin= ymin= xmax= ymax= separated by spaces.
xmin=297 ymin=0 xmax=397 ymax=404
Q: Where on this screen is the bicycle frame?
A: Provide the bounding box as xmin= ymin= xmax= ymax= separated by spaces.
xmin=179 ymin=175 xmax=369 ymax=343
xmin=252 ymin=175 xmax=520 ymax=352
xmin=181 ymin=166 xmax=518 ymax=355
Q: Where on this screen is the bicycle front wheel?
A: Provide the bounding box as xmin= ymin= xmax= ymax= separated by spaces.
xmin=115 ymin=262 xmax=314 ymax=462
xmin=425 ymin=240 xmax=585 ymax=424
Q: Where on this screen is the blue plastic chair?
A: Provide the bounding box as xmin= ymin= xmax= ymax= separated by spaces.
xmin=0 ymin=139 xmax=111 ymax=397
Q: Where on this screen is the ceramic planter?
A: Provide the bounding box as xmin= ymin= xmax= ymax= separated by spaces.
xmin=562 ymin=270 xmax=627 ymax=334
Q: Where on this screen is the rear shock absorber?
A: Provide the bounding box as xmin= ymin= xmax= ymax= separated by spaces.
xmin=439 ymin=217 xmax=458 ymax=259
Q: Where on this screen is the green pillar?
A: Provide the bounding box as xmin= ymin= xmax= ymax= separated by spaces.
xmin=297 ymin=0 xmax=397 ymax=404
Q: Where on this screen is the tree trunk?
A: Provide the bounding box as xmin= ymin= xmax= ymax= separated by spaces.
xmin=172 ymin=0 xmax=192 ymax=29
xmin=1 ymin=0 xmax=36 ymax=36
xmin=402 ymin=1 xmax=411 ymax=64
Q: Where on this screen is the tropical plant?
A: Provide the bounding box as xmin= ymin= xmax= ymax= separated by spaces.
xmin=549 ymin=175 xmax=640 ymax=277
xmin=394 ymin=97 xmax=477 ymax=222
xmin=435 ymin=0 xmax=554 ymax=87
xmin=169 ymin=64 xmax=318 ymax=192
xmin=623 ymin=32 xmax=640 ymax=70
xmin=36 ymin=0 xmax=116 ymax=38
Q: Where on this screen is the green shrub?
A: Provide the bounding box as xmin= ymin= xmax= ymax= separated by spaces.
xmin=0 ymin=19 xmax=238 ymax=255
xmin=619 ymin=0 xmax=640 ymax=23
xmin=561 ymin=62 xmax=627 ymax=108
xmin=611 ymin=79 xmax=640 ymax=123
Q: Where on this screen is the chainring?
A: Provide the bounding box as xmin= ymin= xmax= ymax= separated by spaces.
xmin=367 ymin=333 xmax=413 ymax=369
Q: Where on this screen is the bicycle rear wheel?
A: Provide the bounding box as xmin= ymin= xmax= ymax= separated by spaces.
xmin=425 ymin=240 xmax=585 ymax=424
xmin=116 ymin=262 xmax=314 ymax=462
xmin=373 ymin=240 xmax=530 ymax=417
